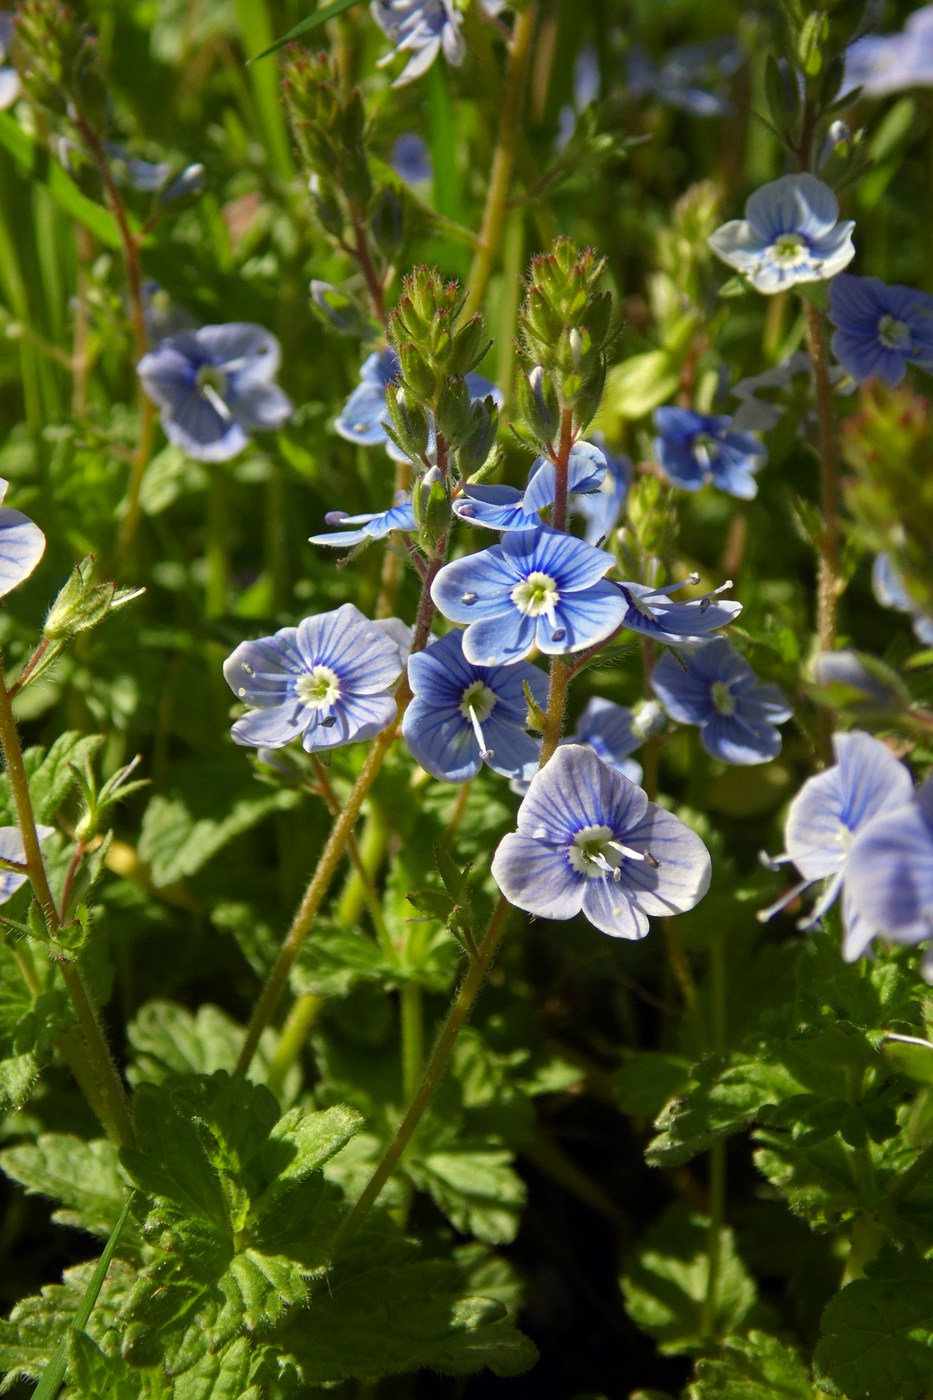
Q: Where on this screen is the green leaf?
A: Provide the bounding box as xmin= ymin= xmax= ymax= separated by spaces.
xmin=621 ymin=1204 xmax=757 ymax=1354
xmin=689 ymin=1330 xmax=814 ymax=1399
xmin=277 ymin=1259 xmax=537 ymax=1382
xmin=126 ymin=1000 xmax=293 ymax=1093
xmin=138 ymin=446 xmax=208 ymax=515
xmin=647 ymin=1051 xmax=801 ymax=1167
xmin=814 ymin=1246 xmax=933 ymax=1400
xmin=882 ymin=1033 xmax=933 ymax=1085
xmin=290 ymin=922 xmax=396 ymax=998
xmin=604 ymin=352 xmax=680 ymax=421
xmin=66 ymin=1330 xmax=141 ymax=1400
xmin=406 ymin=1142 xmax=525 ymax=1245
xmin=0 ymin=1134 xmax=130 ymax=1239
xmin=615 ymin=1052 xmax=691 ymax=1119
xmin=137 ymin=788 xmax=299 ymax=886
xmin=18 ymin=732 xmax=105 ymax=824
xmin=0 ymin=1258 xmax=137 ymax=1388
xmin=0 ymin=115 xmax=125 ymax=250
xmin=248 ymin=0 xmax=366 ymax=61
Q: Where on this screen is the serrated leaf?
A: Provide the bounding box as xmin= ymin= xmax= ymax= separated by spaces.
xmin=0 ymin=1134 xmax=129 ymax=1239
xmin=66 ymin=1330 xmax=140 ymax=1400
xmin=290 ymin=923 xmax=395 ymax=998
xmin=621 ymin=1204 xmax=757 ymax=1354
xmin=16 ymin=733 xmax=105 ymax=825
xmin=171 ymin=1335 xmax=262 ymax=1400
xmin=138 ymin=789 xmax=298 ymax=887
xmin=814 ymin=1247 xmax=933 ymax=1400
xmin=126 ymin=1000 xmax=293 ymax=1091
xmin=406 ymin=1144 xmax=525 ymax=1245
xmin=647 ymin=1052 xmax=801 ymax=1167
xmin=0 ymin=1258 xmax=136 ymax=1388
xmin=689 ymin=1330 xmax=813 ymax=1399
xmin=277 ymin=1260 xmax=537 ymax=1382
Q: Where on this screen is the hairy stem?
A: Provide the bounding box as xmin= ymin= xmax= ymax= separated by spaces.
xmin=328 ymin=895 xmax=513 ymax=1256
xmin=464 ymin=4 xmax=537 ymax=317
xmin=803 ymin=303 xmax=841 ymax=648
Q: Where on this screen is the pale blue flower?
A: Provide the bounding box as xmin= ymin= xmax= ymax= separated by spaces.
xmin=0 ymin=824 xmax=55 ymax=902
xmin=846 ymin=777 xmax=933 ymax=975
xmin=652 ymin=407 xmax=766 ymax=499
xmin=759 ymin=731 xmax=914 ymax=953
xmin=0 ymin=479 xmax=44 ymax=598
xmin=402 ymin=630 xmax=547 ymax=783
xmin=709 ymin=174 xmax=855 ymax=295
xmin=309 ymin=494 xmax=416 ymax=549
xmin=828 ymin=274 xmax=933 ymax=386
xmin=571 ymin=440 xmax=630 ymax=545
xmin=844 ymin=6 xmax=933 ymax=98
xmin=223 ymin=604 xmax=402 ymax=752
xmin=371 ymin=0 xmax=464 ymax=85
xmin=730 ymin=351 xmax=850 ymax=433
xmin=491 ymin=745 xmax=711 ymax=939
xmin=617 ymin=576 xmax=741 ymax=647
xmin=627 ymin=36 xmax=741 ymax=117
xmin=0 ymin=14 xmax=20 ymax=111
xmin=571 ymin=698 xmax=644 ymax=785
xmin=651 ymin=639 xmax=791 ymax=764
xmin=431 ymin=528 xmax=627 ymax=666
xmin=872 ymin=554 xmax=933 ymax=647
xmin=453 ymin=441 xmax=608 ymax=533
xmin=391 ymin=133 xmax=432 ymax=185
xmin=138 ymin=324 xmax=293 ymax=462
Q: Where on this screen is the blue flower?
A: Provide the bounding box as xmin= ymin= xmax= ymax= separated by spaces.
xmin=651 ymin=639 xmax=791 ymax=764
xmin=138 ymin=324 xmax=293 ymax=463
xmin=391 ymin=133 xmax=432 ymax=185
xmin=431 ymin=528 xmax=627 ymax=666
xmin=571 ymin=697 xmax=644 ymax=785
xmin=709 ymin=174 xmax=855 ymax=295
xmin=872 ymin=554 xmax=933 ymax=647
xmin=402 ymin=630 xmax=547 ymax=783
xmin=626 ymin=36 xmax=742 ymax=117
xmin=223 ymin=604 xmax=403 ymax=752
xmin=335 ymin=349 xmax=500 ymax=462
xmin=845 ymin=776 xmax=933 ymax=975
xmin=828 ymin=274 xmax=933 ymax=386
xmin=652 ymin=407 xmax=766 ymax=499
xmin=759 ymin=731 xmax=914 ymax=952
xmin=571 ymin=440 xmax=631 ymax=546
xmin=453 ymin=441 xmax=609 ymax=533
xmin=618 ymin=575 xmax=742 ymax=647
xmin=491 ymin=745 xmax=711 ymax=939
xmin=0 ymin=14 xmax=20 ymax=111
xmin=0 ymin=479 xmax=44 ymax=598
xmin=844 ymin=6 xmax=933 ymax=98
xmin=309 ymin=494 xmax=416 ymax=549
xmin=0 ymin=824 xmax=54 ymax=903
xmin=730 ymin=351 xmax=851 ymax=433
xmin=371 ymin=0 xmax=464 ymax=85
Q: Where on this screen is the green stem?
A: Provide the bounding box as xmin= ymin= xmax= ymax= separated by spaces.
xmin=701 ymin=926 xmax=728 ymax=1337
xmin=328 ymin=895 xmax=513 ymax=1257
xmin=802 ymin=300 xmax=841 ymax=688
xmin=0 ymin=672 xmax=134 ymax=1149
xmin=265 ymin=994 xmax=323 ymax=1101
xmin=313 ymin=761 xmax=394 ymax=956
xmin=463 ymin=4 xmax=537 ymax=318
xmin=401 ymin=982 xmax=424 ymax=1103
xmin=205 ymin=464 xmax=230 ymax=620
xmin=236 ymin=719 xmax=401 ymax=1076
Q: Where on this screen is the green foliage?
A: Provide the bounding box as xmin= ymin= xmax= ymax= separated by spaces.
xmin=689 ymin=1331 xmax=814 ymax=1399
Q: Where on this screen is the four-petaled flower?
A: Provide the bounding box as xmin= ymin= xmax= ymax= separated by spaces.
xmin=431 ymin=528 xmax=627 ymax=666
xmin=492 ymin=745 xmax=711 ymax=939
xmin=759 ymin=731 xmax=914 ymax=957
xmin=309 ymin=494 xmax=416 ymax=549
xmin=846 ymin=776 xmax=933 ymax=976
xmin=402 ymin=630 xmax=547 ymax=783
xmin=371 ymin=0 xmax=465 ymax=86
xmin=453 ymin=441 xmax=608 ymax=533
xmin=843 ymin=6 xmax=933 ymax=98
xmin=828 ymin=274 xmax=933 ymax=386
xmin=0 ymin=478 xmax=45 ymax=598
xmin=223 ymin=604 xmax=403 ymax=752
xmin=651 ymin=639 xmax=791 ymax=764
xmin=652 ymin=407 xmax=766 ymax=499
xmin=708 ymin=173 xmax=855 ymax=294
xmin=617 ymin=575 xmax=741 ymax=647
xmin=138 ymin=324 xmax=293 ymax=462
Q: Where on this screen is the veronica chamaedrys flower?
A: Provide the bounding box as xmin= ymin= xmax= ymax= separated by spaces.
xmin=844 ymin=5 xmax=933 ymax=98
xmin=845 ymin=777 xmax=933 ymax=975
xmin=872 ymin=554 xmax=933 ymax=647
xmin=828 ymin=274 xmax=933 ymax=386
xmin=223 ymin=604 xmax=402 ymax=752
xmin=492 ymin=745 xmax=711 ymax=939
xmin=571 ymin=442 xmax=630 ymax=546
xmin=652 ymin=407 xmax=766 ymax=499
xmin=709 ymin=174 xmax=855 ymax=295
xmin=371 ymin=0 xmax=464 ymax=85
xmin=572 ymin=698 xmax=644 ymax=784
xmin=730 ymin=351 xmax=851 ymax=432
xmin=309 ymin=494 xmax=416 ymax=549
xmin=138 ymin=324 xmax=293 ymax=463
xmin=453 ymin=441 xmax=608 ymax=533
xmin=432 ymin=528 xmax=627 ymax=666
xmin=0 ymin=479 xmax=44 ymax=598
xmin=617 ymin=575 xmax=741 ymax=648
xmin=402 ymin=630 xmax=547 ymax=783
xmin=0 ymin=824 xmax=54 ymax=903
xmin=391 ymin=133 xmax=432 ymax=185
xmin=760 ymin=732 xmax=914 ymax=951
xmin=651 ymin=638 xmax=791 ymax=764
xmin=0 ymin=14 xmax=19 ymax=110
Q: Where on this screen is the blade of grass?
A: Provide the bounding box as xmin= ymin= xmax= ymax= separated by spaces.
xmin=248 ymin=0 xmax=365 ymax=62
xmin=32 ymin=1191 xmax=135 ymax=1400
xmin=233 ymin=0 xmax=296 ymax=180
xmin=0 ymin=113 xmax=126 ymax=250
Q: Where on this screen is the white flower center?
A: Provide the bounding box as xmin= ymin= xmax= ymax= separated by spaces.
xmin=568 ymin=823 xmax=653 ymax=880
xmin=772 ymin=233 xmax=805 ymax=263
xmin=459 ymin=679 xmax=497 ymax=724
xmin=296 ymin=665 xmax=341 ymax=710
xmin=511 ymin=571 xmax=560 ymax=617
xmin=196 ymin=364 xmax=228 ymax=396
xmin=711 ymin=679 xmax=736 ymax=716
xmin=878 ymin=314 xmax=911 ymax=350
